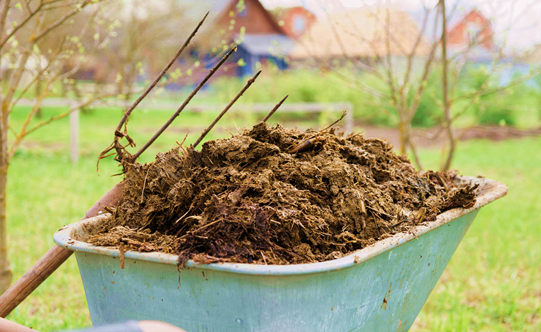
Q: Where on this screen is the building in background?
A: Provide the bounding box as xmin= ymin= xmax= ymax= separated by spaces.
xmin=448 ymin=8 xmax=495 ymax=51
xmin=272 ymin=6 xmax=317 ymax=39
xmin=289 ymin=8 xmax=429 ymax=65
xmin=74 ymin=0 xmax=295 ymax=88
xmin=445 ymin=8 xmax=501 ymax=64
xmin=444 ymin=8 xmax=528 ymax=86
xmin=177 ymin=0 xmax=294 ymax=78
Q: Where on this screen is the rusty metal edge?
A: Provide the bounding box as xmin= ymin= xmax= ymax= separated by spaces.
xmin=53 ymin=176 xmax=508 ymax=276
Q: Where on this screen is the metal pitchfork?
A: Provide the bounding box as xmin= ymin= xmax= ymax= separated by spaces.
xmin=0 ymin=13 xmax=288 ymax=317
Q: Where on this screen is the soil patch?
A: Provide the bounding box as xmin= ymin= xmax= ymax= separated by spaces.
xmin=89 ymin=123 xmax=477 ymax=266
xmin=363 ymin=125 xmax=541 ymax=149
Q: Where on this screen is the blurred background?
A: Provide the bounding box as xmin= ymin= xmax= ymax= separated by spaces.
xmin=1 ymin=0 xmax=540 ymax=330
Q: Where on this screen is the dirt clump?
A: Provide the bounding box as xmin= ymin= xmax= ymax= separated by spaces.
xmin=89 ymin=122 xmax=478 ymax=266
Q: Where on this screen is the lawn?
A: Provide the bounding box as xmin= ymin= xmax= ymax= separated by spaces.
xmin=5 ymin=106 xmax=541 ymax=331
xmin=10 ymin=104 xmax=328 ymax=164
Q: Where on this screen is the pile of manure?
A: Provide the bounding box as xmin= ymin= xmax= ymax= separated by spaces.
xmin=89 ymin=122 xmax=477 ymax=266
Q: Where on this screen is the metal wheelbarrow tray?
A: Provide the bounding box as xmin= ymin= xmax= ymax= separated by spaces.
xmin=54 ymin=176 xmax=507 ymax=332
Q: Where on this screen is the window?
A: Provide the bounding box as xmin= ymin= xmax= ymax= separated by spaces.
xmin=293 ymin=15 xmax=305 ymax=33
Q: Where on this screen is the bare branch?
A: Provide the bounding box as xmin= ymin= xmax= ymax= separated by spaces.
xmin=8 ymin=79 xmax=51 ymax=157
xmin=0 ymin=0 xmax=44 ymax=51
xmin=0 ymin=0 xmax=11 ymax=41
xmin=3 ymin=9 xmax=46 ymax=108
xmin=408 ymin=139 xmax=423 ymax=170
xmin=7 ymin=125 xmax=16 ymax=137
xmin=383 ymin=8 xmax=399 ymax=107
xmin=21 ymin=91 xmax=118 ymax=138
xmin=23 ymin=0 xmax=32 ymax=15
xmin=401 ymin=5 xmax=431 ymax=91
xmin=407 ymin=5 xmax=441 ymax=121
xmin=8 ymin=37 xmax=65 ymax=111
xmin=4 ymin=51 xmax=31 ymax=109
xmin=31 ymin=0 xmax=91 ymax=43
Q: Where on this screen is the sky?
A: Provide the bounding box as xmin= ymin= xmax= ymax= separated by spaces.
xmin=260 ymin=0 xmax=541 ymax=52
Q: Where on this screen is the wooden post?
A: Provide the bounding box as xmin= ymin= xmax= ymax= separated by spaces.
xmin=70 ymin=109 xmax=79 ymax=163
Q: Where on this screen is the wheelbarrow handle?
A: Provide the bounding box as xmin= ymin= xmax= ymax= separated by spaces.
xmin=0 ymin=182 xmax=124 ymax=318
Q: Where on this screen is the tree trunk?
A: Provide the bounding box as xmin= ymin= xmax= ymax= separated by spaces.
xmin=35 ymin=80 xmax=43 ymax=118
xmin=398 ymin=116 xmax=423 ymax=170
xmin=397 ymin=117 xmax=409 ymax=156
xmin=440 ymin=0 xmax=455 ymax=171
xmin=0 ymin=102 xmax=13 ymax=294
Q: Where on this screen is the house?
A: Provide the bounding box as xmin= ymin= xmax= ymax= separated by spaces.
xmin=175 ymin=0 xmax=295 ymax=78
xmin=444 ymin=8 xmax=524 ymax=85
xmin=272 ymin=6 xmax=317 ymax=39
xmin=445 ymin=8 xmax=500 ymax=63
xmin=76 ymin=0 xmax=295 ymax=86
xmin=447 ymin=9 xmax=495 ymax=52
xmin=289 ymin=8 xmax=430 ymax=62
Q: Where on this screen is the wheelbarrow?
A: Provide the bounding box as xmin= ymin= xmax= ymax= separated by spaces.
xmin=53 ymin=176 xmax=507 ymax=332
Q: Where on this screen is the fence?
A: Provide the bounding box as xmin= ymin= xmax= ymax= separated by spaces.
xmin=18 ymin=99 xmax=354 ymax=162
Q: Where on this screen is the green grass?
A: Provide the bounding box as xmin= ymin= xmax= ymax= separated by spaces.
xmin=210 ymin=69 xmax=541 ymax=129
xmin=5 ymin=106 xmax=541 ymax=331
xmin=10 ymin=104 xmax=327 ymax=164
xmin=413 ymin=137 xmax=541 ymax=331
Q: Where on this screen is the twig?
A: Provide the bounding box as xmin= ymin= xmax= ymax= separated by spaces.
xmin=407 ymin=5 xmax=441 ymax=121
xmin=31 ymin=1 xmax=92 ymax=43
xmin=289 ymin=111 xmax=347 ymax=154
xmin=0 ymin=0 xmax=11 ymax=44
xmin=9 ymin=37 xmax=65 ymax=111
xmin=319 ymin=110 xmax=346 ymax=132
xmin=23 ymin=92 xmax=118 ymax=137
xmin=177 ymin=131 xmax=190 ymax=148
xmin=401 ymin=6 xmax=431 ymax=90
xmin=0 ymin=0 xmax=42 ymax=51
xmin=8 ymin=79 xmax=52 ymax=158
xmin=192 ymin=70 xmax=262 ymax=148
xmin=132 ymin=47 xmax=237 ymax=160
xmin=408 ymin=139 xmax=423 ymax=171
xmin=262 ymin=95 xmax=288 ymax=122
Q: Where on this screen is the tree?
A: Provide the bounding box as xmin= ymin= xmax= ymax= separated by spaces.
xmin=88 ymin=0 xmax=187 ymax=100
xmin=292 ymin=0 xmax=541 ymax=170
xmin=0 ymin=0 xmax=110 ymax=293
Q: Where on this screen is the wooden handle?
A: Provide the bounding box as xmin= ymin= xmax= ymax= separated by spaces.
xmin=82 ymin=182 xmax=124 ymax=220
xmin=0 ymin=182 xmax=124 ymax=318
xmin=0 ymin=245 xmax=73 ymax=318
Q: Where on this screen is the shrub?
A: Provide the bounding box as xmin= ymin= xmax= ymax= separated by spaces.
xmin=410 ymin=71 xmax=443 ymax=128
xmin=461 ymin=66 xmax=517 ymax=126
xmin=211 ymin=68 xmax=396 ymax=127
